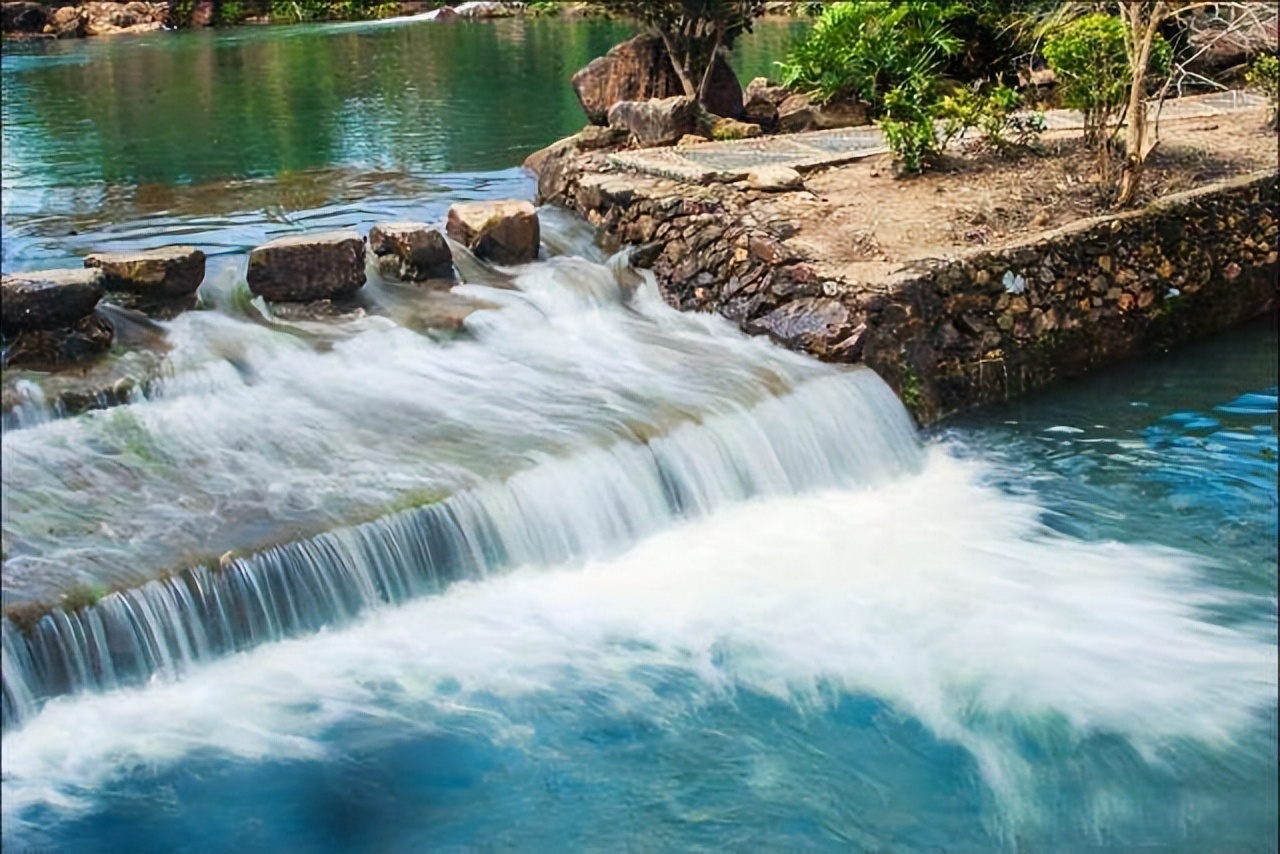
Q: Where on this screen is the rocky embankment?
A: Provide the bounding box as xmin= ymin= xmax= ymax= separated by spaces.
xmin=524 ymin=33 xmax=1278 ymax=422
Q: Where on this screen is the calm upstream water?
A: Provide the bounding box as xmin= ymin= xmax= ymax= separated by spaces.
xmin=1 ymin=14 xmax=1276 ymax=854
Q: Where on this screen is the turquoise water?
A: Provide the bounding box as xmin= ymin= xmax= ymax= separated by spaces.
xmin=2 ymin=15 xmax=1276 ymax=854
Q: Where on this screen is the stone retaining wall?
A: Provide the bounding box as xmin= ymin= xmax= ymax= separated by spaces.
xmin=545 ymin=156 xmax=1278 ymax=424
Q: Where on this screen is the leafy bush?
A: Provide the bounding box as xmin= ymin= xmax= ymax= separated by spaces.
xmin=1042 ymin=13 xmax=1170 ymax=145
xmin=527 ymin=0 xmax=561 ymax=16
xmin=938 ymin=83 xmax=1044 ymax=151
xmin=1246 ymin=53 xmax=1279 ymax=127
xmin=777 ymin=1 xmax=963 ymax=111
xmin=880 ymin=78 xmax=942 ymax=173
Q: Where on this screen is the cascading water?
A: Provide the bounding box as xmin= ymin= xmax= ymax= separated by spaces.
xmin=3 ymin=235 xmax=1276 ymax=853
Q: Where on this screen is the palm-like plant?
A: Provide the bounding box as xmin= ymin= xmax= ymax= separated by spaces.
xmin=777 ymin=1 xmax=965 ymax=112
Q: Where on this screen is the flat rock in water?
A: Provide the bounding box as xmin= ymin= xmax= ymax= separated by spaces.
xmin=84 ymin=246 xmax=206 ymax=298
xmin=747 ymin=165 xmax=804 ymax=192
xmin=446 ymin=200 xmax=541 ymax=265
xmin=247 ymin=230 xmax=366 ymax=302
xmin=1 ymin=268 xmax=104 ymax=332
xmin=368 ymin=223 xmax=454 ymax=282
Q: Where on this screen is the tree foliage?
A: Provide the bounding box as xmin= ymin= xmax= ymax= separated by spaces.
xmin=1043 ymin=14 xmax=1169 ymax=144
xmin=594 ymin=0 xmax=765 ymax=105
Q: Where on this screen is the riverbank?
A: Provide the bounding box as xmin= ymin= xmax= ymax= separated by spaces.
xmin=0 ymin=0 xmax=814 ymax=38
xmin=532 ymin=92 xmax=1279 ymax=424
xmin=0 ymin=0 xmax=586 ymax=38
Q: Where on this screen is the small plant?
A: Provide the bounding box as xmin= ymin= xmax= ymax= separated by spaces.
xmin=938 ymin=83 xmax=1044 ymax=152
xmin=1246 ymin=53 xmax=1279 ymax=128
xmin=527 ymin=0 xmax=561 ymax=16
xmin=62 ymin=583 xmax=109 ymax=614
xmin=899 ymin=366 xmax=924 ymax=418
xmin=880 ymin=78 xmax=942 ymax=174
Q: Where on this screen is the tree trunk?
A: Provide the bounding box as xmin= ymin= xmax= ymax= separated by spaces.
xmin=1116 ymin=1 xmax=1166 ymax=206
xmin=696 ymin=24 xmax=724 ymax=105
xmin=656 ymin=27 xmax=697 ymax=99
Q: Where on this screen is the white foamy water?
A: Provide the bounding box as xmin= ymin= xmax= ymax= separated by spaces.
xmin=1 ymin=255 xmax=841 ymax=602
xmin=3 ymin=448 xmax=1273 ymax=836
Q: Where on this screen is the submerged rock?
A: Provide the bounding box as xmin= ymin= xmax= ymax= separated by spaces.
xmin=446 ymin=200 xmax=540 ymax=265
xmin=1 ymin=268 xmax=104 ymax=332
xmin=84 ymin=246 xmax=206 ymax=301
xmin=247 ymin=230 xmax=367 ymax=302
xmin=2 ymin=313 xmax=114 ymax=367
xmin=572 ymin=33 xmax=743 ymax=125
xmin=369 ymin=223 xmax=455 ymax=282
xmin=608 ymin=96 xmax=698 ymax=148
xmin=746 ymin=297 xmax=863 ymax=360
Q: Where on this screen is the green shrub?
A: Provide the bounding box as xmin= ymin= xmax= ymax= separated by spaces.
xmin=1246 ymin=53 xmax=1279 ymax=127
xmin=880 ymin=77 xmax=941 ymax=173
xmin=1042 ymin=13 xmax=1170 ymax=146
xmin=777 ymin=1 xmax=963 ymax=112
xmin=938 ymin=83 xmax=1044 ymax=151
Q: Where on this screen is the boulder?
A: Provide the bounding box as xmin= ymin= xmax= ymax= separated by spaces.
xmin=711 ymin=117 xmax=762 ymax=140
xmin=446 ymin=200 xmax=540 ymax=265
xmin=0 ymin=2 xmax=46 ymax=33
xmin=1 ymin=268 xmax=104 ymax=333
xmin=777 ymin=93 xmax=870 ymax=134
xmin=777 ymin=93 xmax=816 ymax=133
xmin=608 ymin=96 xmax=698 ymax=148
xmin=743 ymin=77 xmax=790 ymax=130
xmin=524 ymin=138 xmax=581 ymax=203
xmin=574 ymin=124 xmax=629 ymax=151
xmin=572 ymin=33 xmax=743 ymax=126
xmin=747 ymin=165 xmax=803 ymax=192
xmin=368 ymin=222 xmax=454 ymax=281
xmin=84 ymin=246 xmax=206 ymax=299
xmin=247 ymin=230 xmax=366 ymax=302
xmin=49 ymin=5 xmax=87 ymax=37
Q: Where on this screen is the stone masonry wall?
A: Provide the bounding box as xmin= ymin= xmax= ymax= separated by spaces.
xmin=543 ymin=154 xmax=1277 ymax=424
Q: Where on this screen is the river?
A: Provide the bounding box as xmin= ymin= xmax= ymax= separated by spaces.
xmin=1 ymin=14 xmax=1276 ymax=854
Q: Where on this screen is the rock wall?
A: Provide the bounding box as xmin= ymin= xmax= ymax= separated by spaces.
xmin=545 ymin=156 xmax=1278 ymax=424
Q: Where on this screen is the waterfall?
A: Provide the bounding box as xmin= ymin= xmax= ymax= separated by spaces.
xmin=2 ymin=369 xmax=921 ymax=730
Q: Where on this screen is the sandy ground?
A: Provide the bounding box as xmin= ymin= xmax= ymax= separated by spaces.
xmin=759 ymin=105 xmax=1278 ymax=283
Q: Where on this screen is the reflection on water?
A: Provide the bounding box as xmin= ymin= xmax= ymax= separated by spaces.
xmin=1 ymin=16 xmax=808 ymax=271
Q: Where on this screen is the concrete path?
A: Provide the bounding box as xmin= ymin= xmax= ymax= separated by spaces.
xmin=608 ymin=91 xmax=1271 ymax=184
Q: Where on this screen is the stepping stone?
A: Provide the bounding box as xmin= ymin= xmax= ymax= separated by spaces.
xmin=247 ymin=230 xmax=366 ymax=302
xmin=84 ymin=246 xmax=206 ymax=299
xmin=368 ymin=223 xmax=454 ymax=282
xmin=1 ymin=268 xmax=104 ymax=332
xmin=446 ymin=201 xmax=540 ymax=265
